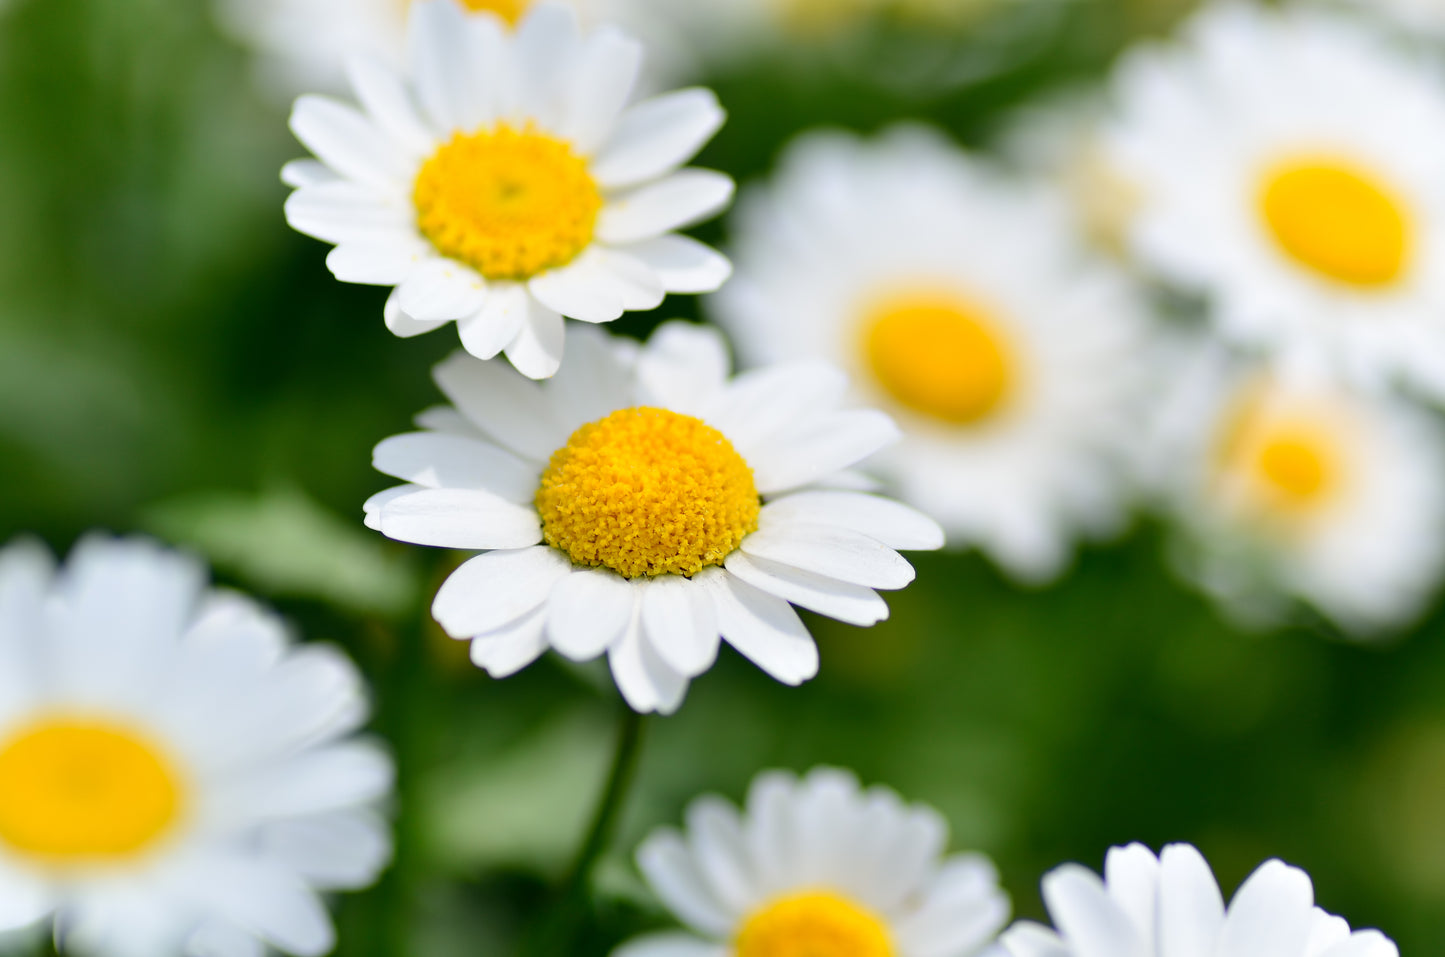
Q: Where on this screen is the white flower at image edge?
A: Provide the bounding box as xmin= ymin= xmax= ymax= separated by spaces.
xmin=365 ymin=322 xmax=944 ymax=714
xmin=284 ymin=0 xmax=734 ymax=380
xmin=0 ymin=536 xmax=393 ymax=957
xmin=1002 ymin=843 xmax=1397 ymax=957
xmin=614 ymin=766 xmax=1010 ymax=957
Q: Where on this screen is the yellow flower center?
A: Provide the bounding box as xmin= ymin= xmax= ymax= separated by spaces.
xmin=863 ymin=293 xmax=1014 ymax=426
xmin=736 ymin=891 xmax=896 ymax=957
xmin=1259 ymin=157 xmax=1412 ymax=288
xmin=413 ymin=124 xmax=602 ymax=282
xmin=1215 ymin=391 xmax=1344 ymax=518
xmin=406 ymin=0 xmax=531 ymax=25
xmin=0 ymin=719 xmax=185 ymax=866
xmin=536 ymin=407 xmax=761 ymax=579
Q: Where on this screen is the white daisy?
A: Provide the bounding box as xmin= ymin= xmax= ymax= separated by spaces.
xmin=283 ymin=0 xmax=734 ymax=380
xmin=365 ymin=322 xmax=943 ymax=714
xmin=616 ymin=766 xmax=1010 ymax=957
xmin=1146 ymin=346 xmax=1445 ymax=635
xmin=712 ymin=126 xmax=1151 ymax=583
xmin=215 ymin=0 xmax=692 ymax=99
xmin=1001 ymin=842 xmax=1397 ymax=957
xmin=0 ymin=535 xmax=393 ymax=957
xmin=1102 ymin=2 xmax=1445 ymax=399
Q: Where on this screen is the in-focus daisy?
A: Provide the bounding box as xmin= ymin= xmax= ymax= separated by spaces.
xmin=1147 ymin=348 xmax=1445 ymax=635
xmin=0 ymin=535 xmax=392 ymax=957
xmin=713 ymin=126 xmax=1150 ymax=583
xmin=365 ymin=322 xmax=943 ymax=714
xmin=216 ymin=0 xmax=690 ymax=99
xmin=616 ymin=767 xmax=1010 ymax=957
xmin=284 ymin=0 xmax=734 ymax=380
xmin=1103 ymin=2 xmax=1445 ymax=398
xmin=1002 ymin=842 xmax=1397 ymax=957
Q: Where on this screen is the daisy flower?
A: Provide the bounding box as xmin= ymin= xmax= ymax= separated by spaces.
xmin=1002 ymin=843 xmax=1397 ymax=957
xmin=0 ymin=535 xmax=392 ymax=957
xmin=1102 ymin=2 xmax=1445 ymax=398
xmin=215 ymin=0 xmax=689 ymax=99
xmin=365 ymin=322 xmax=943 ymax=714
xmin=616 ymin=767 xmax=1010 ymax=957
xmin=712 ymin=126 xmax=1150 ymax=583
xmin=1147 ymin=347 xmax=1445 ymax=635
xmin=283 ymin=0 xmax=734 ymax=380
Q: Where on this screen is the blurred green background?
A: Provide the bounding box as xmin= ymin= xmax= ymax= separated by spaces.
xmin=4 ymin=0 xmax=1443 ymax=953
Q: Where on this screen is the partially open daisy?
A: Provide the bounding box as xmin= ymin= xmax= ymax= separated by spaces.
xmin=1147 ymin=347 xmax=1445 ymax=635
xmin=614 ymin=767 xmax=1009 ymax=957
xmin=1002 ymin=843 xmax=1397 ymax=957
xmin=0 ymin=535 xmax=392 ymax=957
xmin=1103 ymin=2 xmax=1445 ymax=398
xmin=284 ymin=0 xmax=733 ymax=379
xmin=365 ymin=322 xmax=942 ymax=713
xmin=712 ymin=126 xmax=1150 ymax=583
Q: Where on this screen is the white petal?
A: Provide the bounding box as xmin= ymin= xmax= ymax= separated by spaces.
xmin=724 ymin=551 xmax=888 ymax=627
xmin=636 ymin=321 xmax=731 ymax=415
xmin=529 ymin=257 xmax=626 ymax=324
xmin=289 ymin=96 xmax=410 ymax=190
xmin=1159 ymin=844 xmax=1227 ymax=957
xmin=372 ymin=487 xmax=541 ymax=549
xmin=894 ymin=855 xmax=1011 ymax=957
xmin=432 ymin=546 xmax=572 ymax=637
xmin=1217 ymin=860 xmax=1315 ymax=957
xmin=344 ymin=53 xmax=435 ymax=159
xmin=327 ymin=239 xmax=429 ymax=285
xmin=748 ymin=410 xmax=900 ymax=494
xmin=372 ymin=432 xmax=537 ymax=501
xmin=547 ymin=569 xmax=636 ymax=661
xmin=597 ymin=170 xmax=735 ymax=244
xmin=511 ymin=2 xmax=582 ymax=127
xmin=469 ymin=606 xmax=549 ymax=678
xmin=384 ymin=288 xmax=451 ymax=337
xmin=592 ymin=89 xmax=726 ymax=190
xmin=608 ymin=607 xmax=690 ymax=714
xmin=589 ymin=247 xmax=668 ymax=311
xmin=408 ymin=0 xmax=490 ymax=133
xmin=433 ymin=350 xmax=568 ymax=460
xmin=635 ymin=831 xmax=736 ymax=937
xmin=641 ymin=575 xmax=720 ymax=678
xmin=1041 ymin=865 xmax=1145 ymax=957
xmin=1003 ymin=923 xmax=1072 ymax=957
xmin=397 ymin=259 xmax=488 ymax=321
xmin=621 ymin=235 xmax=732 ymax=294
xmin=182 ymin=856 xmax=335 ymax=957
xmin=760 ymin=492 xmax=944 ymax=551
xmin=1106 ymin=844 xmax=1161 ymax=952
xmin=559 ymin=27 xmax=643 ymax=155
xmin=708 ymin=361 xmax=848 ymax=453
xmin=457 ymin=283 xmax=529 ymax=361
xmin=363 ymin=485 xmax=417 ymax=531
xmin=546 ymin=323 xmax=636 ymax=431
xmin=259 ymin=811 xmax=392 ymax=890
xmin=0 ymin=862 xmax=53 ymax=931
xmin=740 ymin=524 xmax=914 ymax=590
xmin=504 ymin=301 xmax=567 ymax=380
xmin=684 ymin=797 xmax=756 ymax=915
xmin=1318 ymin=932 xmax=1399 ymax=957
xmin=284 ymin=182 xmax=410 ymax=245
xmin=704 ymin=569 xmax=818 ymax=685
xmin=214 ymin=742 xmax=394 ymax=821
xmin=281 ymin=159 xmax=335 ymax=189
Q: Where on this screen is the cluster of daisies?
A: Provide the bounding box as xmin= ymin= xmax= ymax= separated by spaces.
xmin=4 ymin=0 xmax=1441 ymax=952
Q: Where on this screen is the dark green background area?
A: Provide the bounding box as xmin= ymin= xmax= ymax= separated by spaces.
xmin=3 ymin=0 xmax=1443 ymax=954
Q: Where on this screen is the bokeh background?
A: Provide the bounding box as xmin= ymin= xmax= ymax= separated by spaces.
xmin=4 ymin=0 xmax=1444 ymax=953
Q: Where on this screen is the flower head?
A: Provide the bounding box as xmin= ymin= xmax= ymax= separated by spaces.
xmin=0 ymin=535 xmax=392 ymax=957
xmin=284 ymin=0 xmax=733 ymax=379
xmin=615 ymin=767 xmax=1010 ymax=957
xmin=1002 ymin=843 xmax=1397 ymax=957
xmin=366 ymin=322 xmax=943 ymax=713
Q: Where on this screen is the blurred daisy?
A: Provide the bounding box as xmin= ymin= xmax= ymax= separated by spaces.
xmin=1148 ymin=348 xmax=1445 ymax=635
xmin=617 ymin=766 xmax=1010 ymax=957
xmin=216 ymin=0 xmax=692 ymax=98
xmin=1103 ymin=2 xmax=1445 ymax=398
xmin=365 ymin=323 xmax=943 ymax=714
xmin=1002 ymin=842 xmax=1397 ymax=957
xmin=713 ymin=127 xmax=1150 ymax=583
xmin=0 ymin=535 xmax=392 ymax=957
xmin=284 ymin=0 xmax=733 ymax=380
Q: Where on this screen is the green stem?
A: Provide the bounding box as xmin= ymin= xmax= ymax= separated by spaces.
xmin=521 ymin=705 xmax=647 ymax=956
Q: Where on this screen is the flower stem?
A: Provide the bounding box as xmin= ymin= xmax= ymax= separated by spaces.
xmin=520 ymin=705 xmax=647 ymax=956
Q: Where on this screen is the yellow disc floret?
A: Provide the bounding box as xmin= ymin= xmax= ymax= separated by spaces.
xmin=1215 ymin=387 xmax=1346 ymax=521
xmin=0 ymin=719 xmax=184 ymax=865
xmin=1259 ymin=157 xmax=1412 ymax=288
xmin=537 ymin=408 xmax=761 ymax=578
xmin=414 ymin=124 xmax=602 ymax=282
xmin=736 ymin=891 xmax=896 ymax=957
xmin=458 ymin=0 xmax=530 ymax=23
xmin=863 ymin=293 xmax=1014 ymax=426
